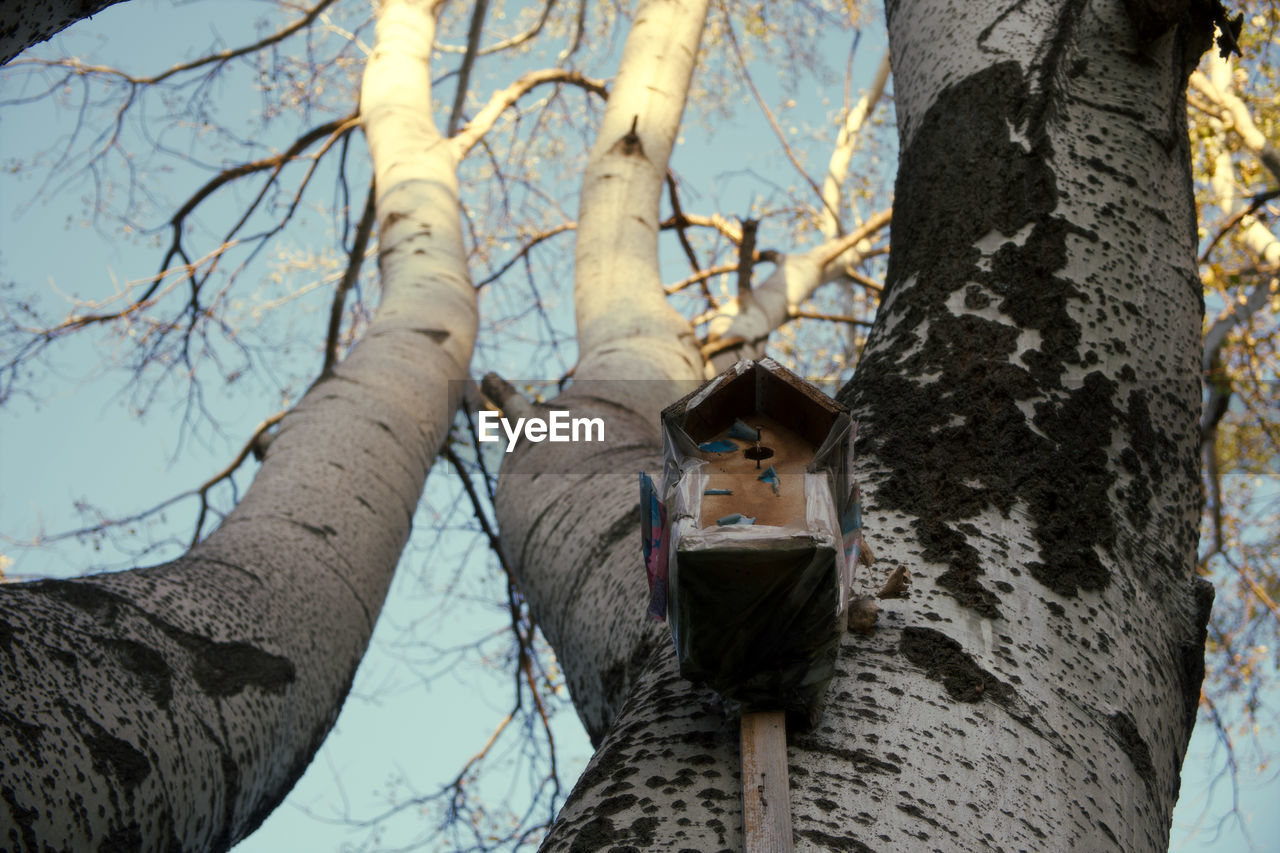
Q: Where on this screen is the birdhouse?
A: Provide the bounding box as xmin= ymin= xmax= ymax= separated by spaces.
xmin=642 ymin=358 xmax=857 ymax=727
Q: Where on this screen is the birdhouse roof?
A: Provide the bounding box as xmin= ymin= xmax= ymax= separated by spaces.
xmin=661 ymin=358 xmax=848 ymax=448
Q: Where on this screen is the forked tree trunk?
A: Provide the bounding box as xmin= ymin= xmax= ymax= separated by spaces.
xmin=492 ymin=0 xmax=708 ymax=742
xmin=0 ymin=1 xmax=475 ymax=848
xmin=519 ymin=1 xmax=1213 ymax=849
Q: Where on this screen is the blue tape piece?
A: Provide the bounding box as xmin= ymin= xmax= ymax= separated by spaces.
xmin=757 ymin=465 xmax=780 ymax=495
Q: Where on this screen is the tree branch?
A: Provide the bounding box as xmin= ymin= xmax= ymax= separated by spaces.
xmin=451 ymin=69 xmax=608 ymax=157
xmin=704 ymin=208 xmax=891 ymax=370
xmin=446 ymin=0 xmax=489 ymax=136
xmin=10 ymin=0 xmax=342 ymax=84
xmin=821 ymin=48 xmax=891 ymax=239
xmin=474 ymin=222 xmax=577 ymax=289
xmin=324 ymin=178 xmax=377 ymax=375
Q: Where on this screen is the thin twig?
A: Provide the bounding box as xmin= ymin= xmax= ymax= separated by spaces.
xmin=324 ymin=178 xmax=377 ymax=375
xmin=447 ymin=0 xmax=490 ymax=136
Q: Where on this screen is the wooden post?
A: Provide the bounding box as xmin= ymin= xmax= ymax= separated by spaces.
xmin=741 ymin=710 xmax=793 ymax=852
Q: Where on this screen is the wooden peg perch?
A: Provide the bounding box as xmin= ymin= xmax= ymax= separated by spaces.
xmin=741 ymin=710 xmax=793 ymax=852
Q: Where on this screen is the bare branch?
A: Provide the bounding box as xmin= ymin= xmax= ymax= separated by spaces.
xmin=821 ymin=48 xmax=892 ymax=239
xmin=1190 ymin=68 xmax=1280 ymax=184
xmin=9 ymin=0 xmax=343 ymax=85
xmin=434 ymin=0 xmax=559 ymax=56
xmin=664 ymin=252 xmax=780 ymax=296
xmin=474 ymin=222 xmax=577 ymax=290
xmin=705 ymin=208 xmax=891 ymax=370
xmin=446 ymin=0 xmax=489 ymax=136
xmin=665 ymin=173 xmax=703 ymax=274
xmin=789 ymin=308 xmax=875 ymax=327
xmin=1199 ymin=190 xmax=1280 ymax=264
xmin=720 ymin=8 xmax=832 ymax=223
xmin=735 ymin=217 xmax=759 ymax=310
xmin=324 ymin=178 xmax=378 ymax=375
xmin=451 ymin=68 xmax=607 ymax=157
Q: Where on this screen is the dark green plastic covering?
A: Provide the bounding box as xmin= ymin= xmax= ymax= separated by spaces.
xmin=670 ymin=537 xmax=842 ymax=728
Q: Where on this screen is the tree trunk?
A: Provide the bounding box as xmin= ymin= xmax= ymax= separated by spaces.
xmin=0 ymin=0 xmax=129 ymax=64
xmin=0 ymin=2 xmax=475 ymax=849
xmin=492 ymin=0 xmax=708 ymax=744
xmin=527 ymin=1 xmax=1213 ymax=849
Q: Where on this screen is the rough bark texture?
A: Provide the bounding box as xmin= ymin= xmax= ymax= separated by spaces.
xmin=532 ymin=0 xmax=1212 ymax=850
xmin=0 ymin=0 xmax=127 ymax=64
xmin=495 ymin=0 xmax=708 ymax=744
xmin=0 ymin=2 xmax=475 ymax=849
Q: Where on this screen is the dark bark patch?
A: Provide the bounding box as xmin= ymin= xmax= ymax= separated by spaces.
xmin=815 ymin=744 xmax=901 ymax=776
xmin=81 ymin=721 xmax=150 ymax=791
xmin=601 ymin=779 xmax=636 ymax=797
xmin=596 ymin=794 xmax=639 ymax=816
xmin=627 ymin=816 xmax=660 ymax=846
xmin=696 ymin=786 xmax=732 ymax=803
xmin=97 ymin=822 xmax=143 ymax=852
xmin=900 ymin=627 xmax=1014 ymax=707
xmin=1108 ymin=710 xmax=1156 ymax=793
xmin=798 ymin=828 xmax=875 ymax=852
xmin=566 ymin=817 xmax=616 ymax=853
xmin=1024 ymin=372 xmax=1119 ymax=597
xmin=3 ymin=786 xmax=39 ymax=852
xmin=611 ymin=116 xmax=646 ymax=159
xmin=0 ymin=617 xmax=11 ymax=658
xmin=187 ymin=639 xmax=295 ymax=698
xmin=841 ymin=61 xmax=1117 ymax=616
xmin=50 ymin=646 xmax=78 ymax=670
xmin=100 ymin=638 xmax=173 ymax=710
xmin=896 ymin=801 xmax=940 ymax=834
xmin=26 ymin=579 xmax=123 ymax=624
xmin=22 ymin=579 xmax=294 ymax=696
xmin=0 ymin=708 xmax=43 ymax=753
xmin=1117 ymin=388 xmax=1179 ymax=539
xmin=1178 ymin=578 xmax=1214 ymax=735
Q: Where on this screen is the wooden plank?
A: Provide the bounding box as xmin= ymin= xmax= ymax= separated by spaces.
xmin=698 ymin=413 xmax=811 ymax=529
xmin=741 ymin=710 xmax=794 ymax=853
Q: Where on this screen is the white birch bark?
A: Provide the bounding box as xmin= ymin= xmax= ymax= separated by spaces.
xmin=820 ymin=48 xmax=892 ymax=241
xmin=490 ymin=0 xmax=708 ymax=746
xmin=534 ymin=1 xmax=1212 ymax=849
xmin=0 ymin=2 xmax=476 ymax=849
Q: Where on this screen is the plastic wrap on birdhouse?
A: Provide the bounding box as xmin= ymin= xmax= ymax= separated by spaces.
xmin=639 ymin=471 xmax=669 ymax=620
xmin=654 ymin=358 xmax=857 ymax=727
